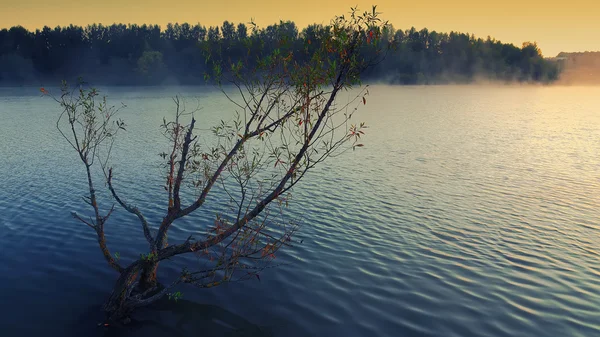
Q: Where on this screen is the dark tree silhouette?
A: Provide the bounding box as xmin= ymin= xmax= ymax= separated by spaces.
xmin=1 ymin=12 xmax=560 ymax=86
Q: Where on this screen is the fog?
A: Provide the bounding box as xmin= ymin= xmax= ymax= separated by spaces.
xmin=551 ymin=52 xmax=600 ymax=85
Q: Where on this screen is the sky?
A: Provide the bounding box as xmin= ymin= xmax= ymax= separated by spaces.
xmin=1 ymin=0 xmax=598 ymax=57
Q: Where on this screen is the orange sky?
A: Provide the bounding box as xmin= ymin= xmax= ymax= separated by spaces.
xmin=1 ymin=0 xmax=597 ymax=57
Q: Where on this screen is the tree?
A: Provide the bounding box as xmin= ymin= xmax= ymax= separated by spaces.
xmin=221 ymin=21 xmax=236 ymax=43
xmin=43 ymin=6 xmax=388 ymax=325
xmin=136 ymin=50 xmax=166 ymax=82
xmin=236 ymin=23 xmax=248 ymax=40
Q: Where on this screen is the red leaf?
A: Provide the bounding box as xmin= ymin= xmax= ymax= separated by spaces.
xmin=256 ymin=274 xmax=261 ymax=281
xmin=362 ymin=97 xmax=366 ymax=105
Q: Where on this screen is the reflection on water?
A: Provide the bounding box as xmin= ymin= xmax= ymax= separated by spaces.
xmin=0 ymin=85 xmax=599 ymax=337
xmin=84 ymin=299 xmax=274 ymax=337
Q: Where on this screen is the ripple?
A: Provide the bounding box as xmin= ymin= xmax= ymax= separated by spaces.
xmin=1 ymin=86 xmax=600 ymax=337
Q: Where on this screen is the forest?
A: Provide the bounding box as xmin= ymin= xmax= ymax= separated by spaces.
xmin=0 ymin=21 xmax=560 ymax=86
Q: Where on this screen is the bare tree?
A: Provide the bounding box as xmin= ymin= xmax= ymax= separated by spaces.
xmin=43 ymin=6 xmax=389 ymax=324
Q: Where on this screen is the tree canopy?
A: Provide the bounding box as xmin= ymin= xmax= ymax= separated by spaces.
xmin=1 ymin=19 xmax=559 ymax=86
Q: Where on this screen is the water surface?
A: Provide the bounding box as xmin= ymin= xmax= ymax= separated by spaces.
xmin=0 ymin=85 xmax=599 ymax=337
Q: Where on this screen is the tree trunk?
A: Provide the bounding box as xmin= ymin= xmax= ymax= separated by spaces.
xmin=102 ymin=260 xmax=174 ymax=326
xmin=138 ymin=261 xmax=159 ymax=291
xmin=103 ymin=263 xmax=141 ymax=323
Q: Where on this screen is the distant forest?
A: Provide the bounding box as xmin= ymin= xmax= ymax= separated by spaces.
xmin=0 ymin=21 xmax=561 ymax=86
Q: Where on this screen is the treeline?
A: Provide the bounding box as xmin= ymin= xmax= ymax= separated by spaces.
xmin=0 ymin=21 xmax=560 ymax=86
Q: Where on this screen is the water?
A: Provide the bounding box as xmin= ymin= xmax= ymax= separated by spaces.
xmin=0 ymin=85 xmax=599 ymax=337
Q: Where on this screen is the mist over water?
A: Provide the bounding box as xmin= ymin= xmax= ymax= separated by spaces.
xmin=0 ymin=85 xmax=599 ymax=337
xmin=552 ymin=52 xmax=600 ymax=85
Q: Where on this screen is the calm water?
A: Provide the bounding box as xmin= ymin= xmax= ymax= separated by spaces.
xmin=0 ymin=85 xmax=599 ymax=337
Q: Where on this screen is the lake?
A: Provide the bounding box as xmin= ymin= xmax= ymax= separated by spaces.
xmin=0 ymin=85 xmax=599 ymax=337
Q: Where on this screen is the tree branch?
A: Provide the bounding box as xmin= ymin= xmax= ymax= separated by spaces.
xmin=107 ymin=168 xmax=155 ymax=249
xmin=96 ymin=225 xmax=124 ymax=273
xmin=155 ymin=118 xmax=196 ymax=249
xmin=157 ymin=67 xmax=347 ymax=261
xmin=129 ymin=277 xmax=182 ymax=309
xmin=172 ymin=118 xmax=196 ymax=211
